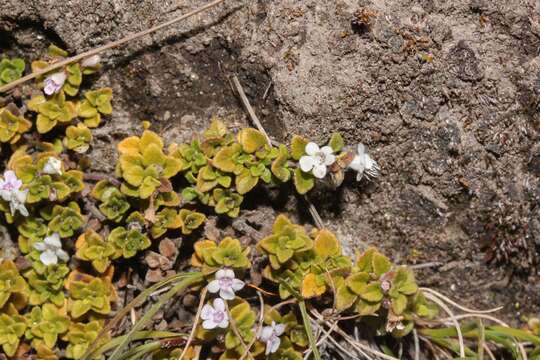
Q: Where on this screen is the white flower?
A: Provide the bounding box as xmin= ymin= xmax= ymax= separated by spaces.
xmin=299 ymin=142 xmax=336 ymax=179
xmin=42 ymin=157 xmax=63 ymax=175
xmin=207 ymin=269 xmax=245 ymax=300
xmin=349 ymin=143 xmax=380 ymax=181
xmin=259 ymin=321 xmax=286 ymax=355
xmin=0 ymin=170 xmax=28 ymax=217
xmin=201 ymin=298 xmax=229 ymax=330
xmin=33 ymin=233 xmax=69 ymax=266
xmin=81 ymin=55 xmax=101 ymax=68
xmin=43 ymin=72 xmax=67 ymax=96
xmin=8 ymin=189 xmax=29 ymax=217
xmin=0 ymin=170 xmax=23 ymax=200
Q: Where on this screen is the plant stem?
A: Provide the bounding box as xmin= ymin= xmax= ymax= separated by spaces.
xmin=299 ymin=300 xmax=321 ymax=360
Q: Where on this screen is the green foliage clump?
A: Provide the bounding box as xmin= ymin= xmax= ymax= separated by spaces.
xmin=0 ymin=57 xmax=25 ymax=86
xmin=66 ymin=271 xmax=115 ymax=318
xmin=64 ymin=123 xmax=93 ymax=153
xmin=78 ymin=88 xmax=113 ymax=128
xmin=90 ymin=180 xmax=130 ymax=222
xmin=116 ymin=130 xmax=182 ymax=199
xmin=0 ymin=309 xmax=27 ymax=357
xmin=27 ymin=92 xmax=78 ymax=134
xmin=108 ymin=212 xmax=151 ymax=258
xmin=0 ymin=106 xmax=31 ymax=144
xmin=45 ymin=202 xmax=85 ymax=238
xmin=0 ymin=260 xmax=28 ymax=310
xmin=64 ymin=320 xmax=108 ymax=359
xmin=25 ymin=303 xmax=70 ymax=348
xmin=23 ymin=264 xmax=69 ymax=306
xmin=192 ymin=237 xmax=251 ymax=274
xmin=75 ymin=229 xmax=116 ymax=273
xmin=178 ymin=208 xmax=206 ymax=235
xmin=10 ymin=149 xmax=83 ymax=204
xmin=258 ymin=215 xmax=313 ymax=270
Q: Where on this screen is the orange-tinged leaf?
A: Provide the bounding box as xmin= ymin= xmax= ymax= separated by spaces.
xmin=117 ymin=136 xmax=140 ymax=155
xmin=313 ymin=229 xmax=340 ymax=259
xmin=301 ymin=273 xmax=326 ymax=298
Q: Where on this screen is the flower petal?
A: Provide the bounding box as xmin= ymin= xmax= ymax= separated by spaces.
xmin=0 ymin=190 xmax=10 ymax=201
xmin=50 ymin=72 xmax=67 ymax=86
xmin=348 ymin=155 xmax=364 ymax=172
xmin=207 ymin=280 xmax=220 ymax=294
xmin=222 ymin=268 xmax=235 ymax=279
xmin=218 ymin=318 xmax=229 ymax=329
xmin=259 ymin=326 xmax=273 ymax=342
xmin=57 ymin=249 xmax=70 ymax=262
xmin=201 ymin=304 xmax=213 ymax=320
xmin=320 ymin=146 xmax=334 ymax=156
xmin=215 ymin=269 xmax=226 ymax=280
xmin=267 ymin=336 xmax=281 ymax=355
xmin=202 ymin=319 xmax=218 ymax=330
xmin=13 ymin=189 xmax=28 ymax=203
xmin=44 ymin=233 xmax=62 ymax=248
xmin=312 ymin=164 xmax=327 ymax=179
xmin=357 ymin=143 xmax=365 ymax=155
xmin=231 ymin=279 xmax=245 ymax=291
xmin=219 ymin=287 xmax=235 ymax=300
xmin=33 ymin=242 xmax=47 ymax=251
xmin=4 ymin=170 xmax=17 ymax=182
xmin=299 ymin=156 xmax=316 ymax=172
xmin=213 ymin=298 xmax=226 ymax=312
xmin=40 ymin=250 xmax=58 ymax=266
xmin=274 ymin=323 xmax=286 ymax=336
xmin=305 ymin=142 xmax=320 ymax=156
xmin=323 ymin=153 xmax=336 ymax=166
xmin=15 ymin=202 xmax=29 ymax=217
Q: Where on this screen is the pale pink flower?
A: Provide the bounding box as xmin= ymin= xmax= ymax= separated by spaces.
xmin=43 ymin=72 xmax=66 ymax=95
xmin=259 ymin=321 xmax=286 ymax=355
xmin=201 ymin=298 xmax=229 ymax=330
xmin=207 ymin=269 xmax=245 ymax=300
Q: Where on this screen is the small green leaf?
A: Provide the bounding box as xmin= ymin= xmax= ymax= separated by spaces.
xmin=293 ymin=168 xmax=314 ymax=194
xmin=329 ymin=133 xmax=344 ymax=152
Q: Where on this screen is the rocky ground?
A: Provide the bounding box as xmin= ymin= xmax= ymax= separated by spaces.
xmin=1 ymin=0 xmax=539 ymax=325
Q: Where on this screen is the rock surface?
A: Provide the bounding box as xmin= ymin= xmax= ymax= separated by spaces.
xmin=2 ymin=0 xmax=539 ymax=322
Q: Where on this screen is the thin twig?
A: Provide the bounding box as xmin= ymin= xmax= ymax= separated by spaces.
xmin=413 ymin=329 xmax=420 ymax=360
xmin=239 ymin=291 xmax=265 ymax=360
xmin=477 ymin=319 xmax=485 ymax=360
xmin=310 ymin=309 xmax=397 ymax=360
xmin=433 ymin=313 xmax=528 ymax=360
xmin=130 ymin=308 xmax=137 ymax=326
xmin=0 ymin=0 xmax=227 ymax=93
xmin=178 ymin=288 xmax=207 ymax=360
xmin=423 ymin=292 xmax=466 ymax=358
xmin=421 ymin=288 xmax=503 ymax=314
xmin=225 ymin=301 xmax=255 ymax=360
xmin=231 ymin=75 xmax=271 ymax=144
xmin=409 ymin=262 xmax=443 ymax=270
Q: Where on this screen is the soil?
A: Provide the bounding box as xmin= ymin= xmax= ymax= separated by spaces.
xmin=1 ymin=0 xmax=540 ymax=329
